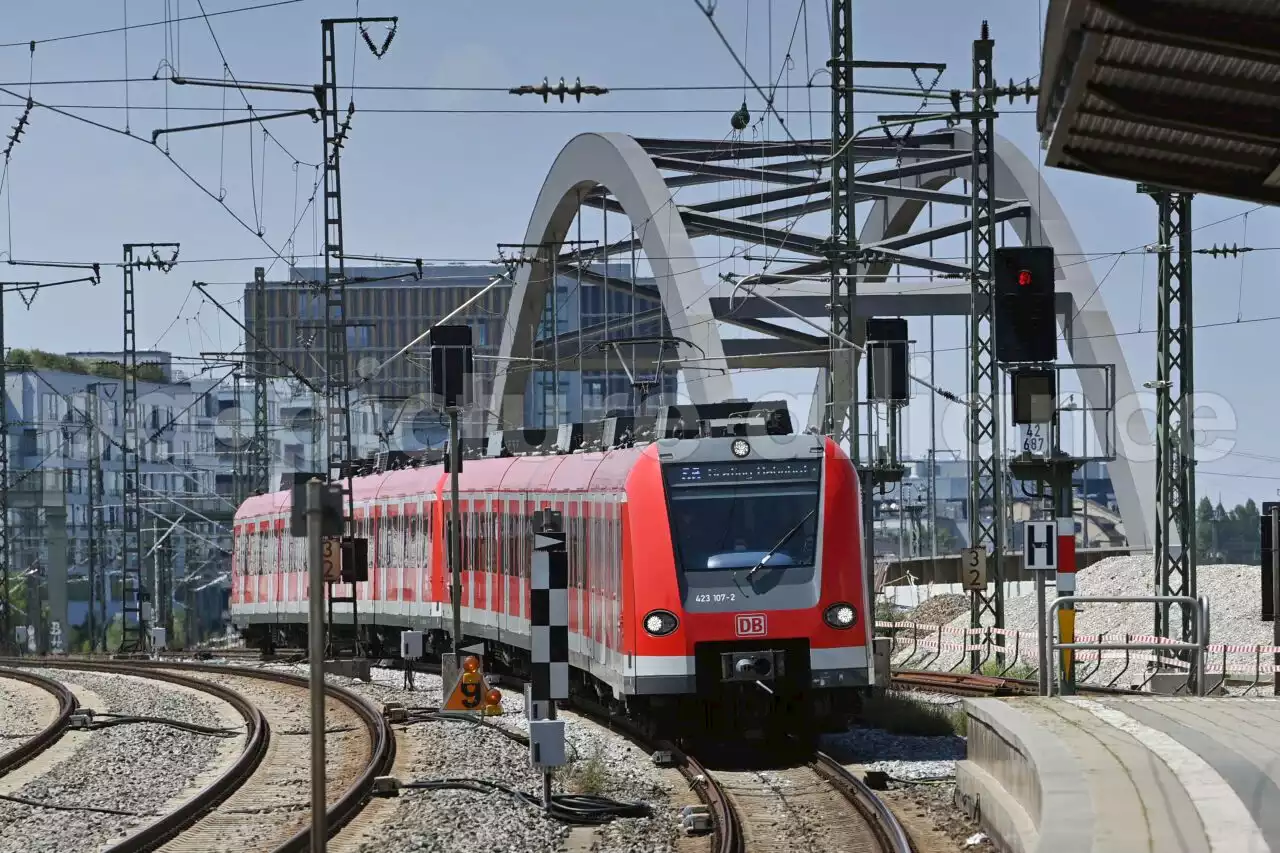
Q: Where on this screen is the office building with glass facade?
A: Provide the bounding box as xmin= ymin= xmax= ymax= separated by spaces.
xmin=244 ymin=263 xmax=676 ymax=438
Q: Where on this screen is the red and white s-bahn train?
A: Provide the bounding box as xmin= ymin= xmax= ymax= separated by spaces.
xmin=230 ymin=430 xmax=872 ymax=735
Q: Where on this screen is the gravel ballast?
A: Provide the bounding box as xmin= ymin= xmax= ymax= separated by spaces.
xmin=0 ymin=669 xmax=243 ymax=853
xmin=0 ymin=676 xmax=57 ymax=743
xmin=888 ymin=555 xmax=1274 ymax=685
xmin=273 ymin=665 xmax=681 ymax=853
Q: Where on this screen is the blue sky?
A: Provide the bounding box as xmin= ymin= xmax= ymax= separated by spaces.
xmin=0 ymin=0 xmax=1276 ymax=508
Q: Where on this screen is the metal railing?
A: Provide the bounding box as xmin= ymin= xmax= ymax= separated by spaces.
xmin=1046 ymin=595 xmax=1209 ymax=696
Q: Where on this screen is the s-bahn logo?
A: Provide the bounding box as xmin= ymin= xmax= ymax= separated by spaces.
xmin=736 ymin=613 xmax=767 ymax=637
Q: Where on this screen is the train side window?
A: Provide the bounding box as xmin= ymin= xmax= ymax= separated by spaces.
xmin=487 ymin=509 xmax=496 ymax=574
xmin=522 ymin=507 xmax=532 ymax=579
xmin=396 ymin=512 xmax=405 ymax=569
xmin=583 ymin=502 xmax=591 ymax=589
xmin=576 ymin=510 xmax=586 ymax=590
xmin=462 ymin=508 xmax=471 ymax=572
xmin=509 ymin=507 xmax=517 ymax=576
xmin=428 ymin=505 xmax=435 ymax=563
xmin=402 ymin=511 xmax=410 ymax=568
xmin=566 ymin=502 xmax=577 ymax=588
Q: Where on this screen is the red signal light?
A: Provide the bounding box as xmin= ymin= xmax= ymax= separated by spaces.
xmin=1017 ymin=269 xmax=1033 ymax=287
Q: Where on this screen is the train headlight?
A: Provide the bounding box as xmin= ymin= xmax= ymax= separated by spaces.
xmin=731 ymin=438 xmax=750 ymax=458
xmin=643 ymin=609 xmax=679 ymax=637
xmin=823 ymin=603 xmax=857 ymax=629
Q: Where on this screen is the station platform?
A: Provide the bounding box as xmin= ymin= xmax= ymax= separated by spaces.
xmin=958 ymin=695 xmax=1280 ymax=853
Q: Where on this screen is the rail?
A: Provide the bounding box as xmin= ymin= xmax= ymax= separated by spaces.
xmin=0 ymin=666 xmax=77 ymax=777
xmin=0 ymin=658 xmax=395 ymax=852
xmin=810 ymin=751 xmax=913 ymax=853
xmin=417 ymin=662 xmax=742 ymax=853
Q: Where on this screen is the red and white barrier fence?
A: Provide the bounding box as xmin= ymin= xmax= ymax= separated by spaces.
xmin=879 ymin=620 xmax=1280 ymax=691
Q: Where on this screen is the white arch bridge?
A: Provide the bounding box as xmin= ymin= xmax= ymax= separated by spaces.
xmin=491 ymin=130 xmax=1153 ymax=550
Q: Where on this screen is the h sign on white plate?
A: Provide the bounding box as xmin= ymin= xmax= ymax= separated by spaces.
xmin=1024 ymin=520 xmax=1058 ymax=571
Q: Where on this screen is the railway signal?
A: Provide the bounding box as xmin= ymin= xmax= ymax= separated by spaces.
xmin=993 ymin=246 xmax=1057 ymax=365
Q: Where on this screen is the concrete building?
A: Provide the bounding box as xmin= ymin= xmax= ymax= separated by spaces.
xmin=244 ymin=263 xmax=676 ymax=438
xmin=66 ymin=350 xmax=176 ymax=383
xmin=873 ymin=456 xmax=1123 ymax=558
xmin=525 ymin=263 xmax=677 ymax=428
xmin=2 ymin=357 xmax=390 ymax=651
xmin=244 ymin=265 xmax=508 ymax=406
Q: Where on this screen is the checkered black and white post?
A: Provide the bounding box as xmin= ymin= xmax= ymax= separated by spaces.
xmin=530 ymin=510 xmax=568 ymax=704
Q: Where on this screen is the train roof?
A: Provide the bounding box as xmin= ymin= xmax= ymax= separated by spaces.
xmin=234 ymin=443 xmax=653 ymax=523
xmin=234 ymin=433 xmax=846 ymax=524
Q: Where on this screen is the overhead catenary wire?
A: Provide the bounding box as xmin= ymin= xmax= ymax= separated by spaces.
xmin=0 ymin=0 xmax=309 ymax=49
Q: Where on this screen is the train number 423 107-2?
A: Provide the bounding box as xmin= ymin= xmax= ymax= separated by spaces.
xmin=694 ymin=593 xmax=736 ymax=603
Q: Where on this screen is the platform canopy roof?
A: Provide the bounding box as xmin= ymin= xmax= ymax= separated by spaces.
xmin=1039 ymin=0 xmax=1280 ymax=204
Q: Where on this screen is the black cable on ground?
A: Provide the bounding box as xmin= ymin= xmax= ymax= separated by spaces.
xmin=81 ymin=713 xmax=241 ymax=737
xmin=400 ymin=708 xmax=582 ymax=762
xmin=402 ymin=778 xmax=651 ymax=825
xmin=0 ymin=792 xmax=144 ymax=816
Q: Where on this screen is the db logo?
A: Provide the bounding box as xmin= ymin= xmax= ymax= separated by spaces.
xmin=736 ymin=613 xmax=767 ymax=637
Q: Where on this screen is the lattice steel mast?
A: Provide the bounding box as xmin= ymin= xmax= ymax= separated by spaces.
xmin=320 ymin=19 xmax=354 ymax=500
xmin=119 ymin=242 xmax=179 ymax=653
xmin=85 ymin=385 xmax=104 ymax=652
xmin=0 ymin=280 xmax=8 ymax=654
xmin=967 ymin=23 xmax=1005 ymax=670
xmin=252 ymin=267 xmax=271 ymax=495
xmin=1143 ymin=186 xmax=1197 ymax=649
xmin=319 ymin=17 xmax=396 ymax=655
xmin=825 ymin=0 xmax=857 ymax=462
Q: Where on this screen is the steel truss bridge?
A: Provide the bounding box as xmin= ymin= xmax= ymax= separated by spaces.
xmin=490 ymin=129 xmax=1154 ymax=550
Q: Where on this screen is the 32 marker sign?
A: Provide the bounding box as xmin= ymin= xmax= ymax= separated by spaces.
xmin=960 ymin=547 xmax=987 ymax=591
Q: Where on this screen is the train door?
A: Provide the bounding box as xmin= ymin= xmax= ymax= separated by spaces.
xmin=605 ymin=498 xmax=620 ymax=669
xmin=478 ymin=491 xmax=494 ymax=633
xmin=593 ymin=500 xmax=608 ymax=668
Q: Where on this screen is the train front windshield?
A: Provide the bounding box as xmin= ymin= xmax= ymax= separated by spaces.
xmin=664 ymin=459 xmax=821 ymax=572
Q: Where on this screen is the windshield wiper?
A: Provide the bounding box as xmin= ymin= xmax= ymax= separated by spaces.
xmin=740 ymin=509 xmax=817 ymax=582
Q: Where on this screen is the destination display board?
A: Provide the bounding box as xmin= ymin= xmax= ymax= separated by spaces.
xmin=664 ymin=459 xmax=821 ymax=487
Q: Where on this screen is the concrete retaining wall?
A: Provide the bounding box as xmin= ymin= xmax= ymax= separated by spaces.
xmin=955 ymin=699 xmax=1094 ymax=853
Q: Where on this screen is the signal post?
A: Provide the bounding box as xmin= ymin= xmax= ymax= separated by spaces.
xmin=995 ymin=245 xmax=1114 ymax=695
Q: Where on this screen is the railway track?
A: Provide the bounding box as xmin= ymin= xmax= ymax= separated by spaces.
xmin=0 ymin=666 xmax=77 ymax=777
xmin=891 ymin=668 xmax=1146 ymax=697
xmin=0 ymin=659 xmax=395 ymax=853
xmin=689 ymin=744 xmax=913 ymax=853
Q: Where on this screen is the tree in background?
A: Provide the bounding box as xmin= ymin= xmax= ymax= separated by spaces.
xmin=1196 ymin=496 xmax=1261 ymax=564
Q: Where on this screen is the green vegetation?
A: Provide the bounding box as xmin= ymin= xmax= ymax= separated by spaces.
xmin=7 ymin=348 xmax=168 ymax=383
xmin=1197 ymin=497 xmax=1261 ymax=564
xmin=980 ymin=659 xmax=1036 ymax=680
xmin=874 ymin=595 xmax=900 ymax=627
xmin=562 ymin=741 xmax=609 ymax=795
xmin=861 ymin=689 xmax=967 ymax=737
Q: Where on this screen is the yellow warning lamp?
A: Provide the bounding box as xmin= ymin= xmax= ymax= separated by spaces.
xmin=486 ymin=688 xmax=502 ymax=706
xmin=463 ymin=656 xmax=480 ymax=673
